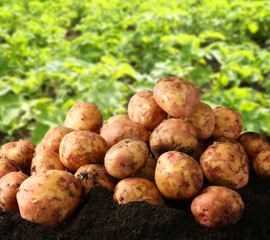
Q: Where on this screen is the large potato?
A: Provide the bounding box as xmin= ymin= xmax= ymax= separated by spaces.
xmin=59 ymin=131 xmax=108 ymax=171
xmin=200 ymin=140 xmax=249 ymax=189
xmin=0 ymin=140 xmax=36 ymax=171
xmin=128 ymin=90 xmax=167 ymax=131
xmin=212 ymin=106 xmax=243 ymax=140
xmin=0 ymin=158 xmax=20 ymax=179
xmin=100 ymin=120 xmax=149 ymax=149
xmin=113 ymin=177 xmax=164 ymax=205
xmin=191 ymin=186 xmax=244 ymax=228
xmin=104 ymin=138 xmax=149 ymax=179
xmin=155 ymin=151 xmax=203 ymax=200
xmin=153 ymin=76 xmax=201 ymax=118
xmin=0 ymin=171 xmax=28 ymax=211
xmin=252 ymin=150 xmax=270 ymax=178
xmin=16 ymin=170 xmax=81 ymax=227
xmin=75 ymin=164 xmax=117 ymax=198
xmin=64 ymin=102 xmax=102 ymax=133
xmin=149 ymin=118 xmax=197 ymax=159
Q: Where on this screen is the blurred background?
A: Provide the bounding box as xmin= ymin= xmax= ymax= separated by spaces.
xmin=0 ymin=0 xmax=270 ymax=145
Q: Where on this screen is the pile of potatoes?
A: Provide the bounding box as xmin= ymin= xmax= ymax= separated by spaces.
xmin=0 ymin=76 xmax=270 ymax=229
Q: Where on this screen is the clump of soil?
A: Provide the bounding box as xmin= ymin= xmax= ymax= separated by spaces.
xmin=0 ymin=173 xmax=269 ymax=240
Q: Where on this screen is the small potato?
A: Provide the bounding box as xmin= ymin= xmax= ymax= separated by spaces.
xmin=0 ymin=171 xmax=28 ymax=211
xmin=253 ymin=150 xmax=270 ymax=178
xmin=59 ymin=131 xmax=108 ymax=172
xmin=31 ymin=150 xmax=65 ymax=175
xmin=128 ymin=90 xmax=167 ymax=131
xmin=100 ymin=120 xmax=149 ymax=149
xmin=149 ymin=118 xmax=197 ymax=159
xmin=113 ymin=177 xmax=164 ymax=205
xmin=75 ymin=164 xmax=117 ymax=197
xmin=0 ymin=140 xmax=36 ymax=171
xmin=0 ymin=158 xmax=20 ymax=179
xmin=200 ymin=140 xmax=249 ymax=189
xmin=103 ymin=114 xmax=131 ymax=127
xmin=104 ymin=138 xmax=149 ymax=179
xmin=64 ymin=102 xmax=102 ymax=133
xmin=155 ymin=151 xmax=203 ymax=200
xmin=212 ymin=106 xmax=243 ymax=140
xmin=133 ymin=156 xmax=156 ymax=181
xmin=238 ymin=132 xmax=270 ymax=160
xmin=189 ymin=102 xmax=215 ymax=140
xmin=16 ymin=170 xmax=81 ymax=227
xmin=153 ymin=76 xmax=201 ymax=118
xmin=191 ymin=186 xmax=244 ymax=228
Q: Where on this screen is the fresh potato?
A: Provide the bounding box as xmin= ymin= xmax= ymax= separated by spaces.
xmin=212 ymin=106 xmax=243 ymax=140
xmin=16 ymin=170 xmax=81 ymax=227
xmin=0 ymin=171 xmax=28 ymax=211
xmin=200 ymin=140 xmax=249 ymax=189
xmin=128 ymin=90 xmax=167 ymax=131
xmin=0 ymin=158 xmax=20 ymax=179
xmin=31 ymin=149 xmax=65 ymax=175
xmin=100 ymin=120 xmax=149 ymax=149
xmin=0 ymin=140 xmax=35 ymax=171
xmin=189 ymin=102 xmax=215 ymax=139
xmin=191 ymin=186 xmax=244 ymax=228
xmin=133 ymin=156 xmax=156 ymax=181
xmin=149 ymin=118 xmax=197 ymax=159
xmin=113 ymin=177 xmax=164 ymax=205
xmin=59 ymin=131 xmax=108 ymax=172
xmin=155 ymin=151 xmax=203 ymax=200
xmin=238 ymin=132 xmax=270 ymax=160
xmin=252 ymin=150 xmax=270 ymax=178
xmin=74 ymin=164 xmax=117 ymax=198
xmin=153 ymin=76 xmax=201 ymax=118
xmin=103 ymin=114 xmax=131 ymax=128
xmin=64 ymin=102 xmax=102 ymax=133
xmin=104 ymin=138 xmax=149 ymax=179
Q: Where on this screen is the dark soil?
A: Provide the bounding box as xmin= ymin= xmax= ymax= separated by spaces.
xmin=0 ymin=172 xmax=269 ymax=240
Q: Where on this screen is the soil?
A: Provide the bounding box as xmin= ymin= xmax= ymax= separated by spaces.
xmin=0 ymin=172 xmax=269 ymax=240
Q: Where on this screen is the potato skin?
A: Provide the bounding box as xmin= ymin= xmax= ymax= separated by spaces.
xmin=59 ymin=131 xmax=108 ymax=172
xmin=16 ymin=170 xmax=82 ymax=227
xmin=64 ymin=102 xmax=102 ymax=133
xmin=200 ymin=141 xmax=249 ymax=189
xmin=0 ymin=158 xmax=20 ymax=179
xmin=100 ymin=120 xmax=149 ymax=149
xmin=155 ymin=151 xmax=203 ymax=200
xmin=212 ymin=106 xmax=243 ymax=140
xmin=103 ymin=114 xmax=131 ymax=128
xmin=113 ymin=177 xmax=164 ymax=205
xmin=75 ymin=164 xmax=117 ymax=198
xmin=134 ymin=156 xmax=156 ymax=181
xmin=128 ymin=90 xmax=167 ymax=131
xmin=104 ymin=138 xmax=149 ymax=179
xmin=191 ymin=186 xmax=244 ymax=228
xmin=0 ymin=171 xmax=28 ymax=211
xmin=149 ymin=118 xmax=197 ymax=159
xmin=253 ymin=150 xmax=270 ymax=178
xmin=153 ymin=76 xmax=201 ymax=118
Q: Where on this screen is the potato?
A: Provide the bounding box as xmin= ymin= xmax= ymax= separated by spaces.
xmin=212 ymin=106 xmax=243 ymax=140
xmin=252 ymin=150 xmax=270 ymax=178
xmin=128 ymin=90 xmax=167 ymax=131
xmin=104 ymin=138 xmax=149 ymax=179
xmin=191 ymin=186 xmax=244 ymax=228
xmin=100 ymin=120 xmax=149 ymax=149
xmin=189 ymin=102 xmax=215 ymax=139
xmin=238 ymin=132 xmax=270 ymax=160
xmin=75 ymin=164 xmax=117 ymax=198
xmin=133 ymin=156 xmax=156 ymax=181
xmin=0 ymin=171 xmax=28 ymax=211
xmin=31 ymin=149 xmax=65 ymax=175
xmin=191 ymin=139 xmax=212 ymax=162
xmin=0 ymin=140 xmax=35 ymax=171
xmin=16 ymin=170 xmax=81 ymax=227
xmin=149 ymin=118 xmax=197 ymax=159
xmin=200 ymin=140 xmax=249 ymax=189
xmin=155 ymin=151 xmax=203 ymax=200
xmin=64 ymin=102 xmax=102 ymax=133
xmin=103 ymin=114 xmax=131 ymax=127
xmin=59 ymin=131 xmax=108 ymax=172
xmin=113 ymin=177 xmax=164 ymax=205
xmin=0 ymin=158 xmax=20 ymax=179
xmin=153 ymin=76 xmax=201 ymax=118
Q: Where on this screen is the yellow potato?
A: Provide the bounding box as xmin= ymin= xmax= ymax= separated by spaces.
xmin=252 ymin=150 xmax=270 ymax=178
xmin=103 ymin=114 xmax=131 ymax=128
xmin=0 ymin=158 xmax=20 ymax=179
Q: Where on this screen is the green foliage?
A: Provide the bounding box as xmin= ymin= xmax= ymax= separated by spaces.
xmin=0 ymin=0 xmax=270 ymax=144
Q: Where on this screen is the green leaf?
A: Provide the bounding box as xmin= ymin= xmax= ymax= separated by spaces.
xmin=31 ymin=123 xmax=50 ymax=145
xmin=248 ymin=22 xmax=259 ymax=34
